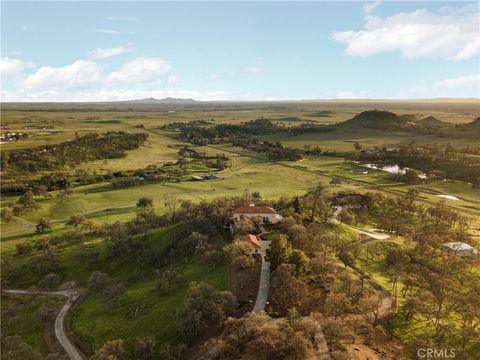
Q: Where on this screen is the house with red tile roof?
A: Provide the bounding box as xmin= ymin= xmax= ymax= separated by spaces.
xmin=239 ymin=234 xmax=262 ymax=250
xmin=233 ymin=204 xmax=283 ymax=224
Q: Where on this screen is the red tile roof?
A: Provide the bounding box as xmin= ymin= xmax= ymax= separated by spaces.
xmin=233 ymin=205 xmax=277 ymax=214
xmin=235 ymin=214 xmax=253 ymax=223
xmin=239 ymin=234 xmax=261 ymax=249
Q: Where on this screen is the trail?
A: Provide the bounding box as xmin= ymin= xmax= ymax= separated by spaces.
xmin=3 ymin=289 xmax=86 ymax=360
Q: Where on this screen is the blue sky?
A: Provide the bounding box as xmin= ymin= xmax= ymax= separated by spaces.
xmin=1 ymin=1 xmax=479 ymax=101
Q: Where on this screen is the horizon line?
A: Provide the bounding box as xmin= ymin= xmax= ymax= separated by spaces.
xmin=2 ymin=97 xmax=480 ymax=104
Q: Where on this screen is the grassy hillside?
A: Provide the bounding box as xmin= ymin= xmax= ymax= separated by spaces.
xmin=1 ymin=295 xmax=65 ymax=355
xmin=2 ymin=224 xmax=229 ymax=354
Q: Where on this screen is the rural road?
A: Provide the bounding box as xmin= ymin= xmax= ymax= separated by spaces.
xmin=332 ymin=206 xmax=391 ymax=240
xmin=3 ymin=289 xmax=85 ymax=360
xmin=252 ymin=239 xmax=271 ymax=312
xmin=253 ymin=225 xmax=271 ymax=313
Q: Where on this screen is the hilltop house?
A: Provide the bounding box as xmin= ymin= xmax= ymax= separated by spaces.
xmin=233 ymin=204 xmax=283 ymax=224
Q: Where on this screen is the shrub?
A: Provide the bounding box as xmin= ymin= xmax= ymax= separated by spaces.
xmin=38 ymin=273 xmax=61 ymax=290
xmin=15 ymin=241 xmax=32 ymax=255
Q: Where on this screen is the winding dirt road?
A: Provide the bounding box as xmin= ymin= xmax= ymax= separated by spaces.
xmin=3 ymin=289 xmax=85 ymax=360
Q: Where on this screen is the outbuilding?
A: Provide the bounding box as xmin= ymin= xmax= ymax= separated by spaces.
xmin=441 ymin=242 xmax=478 ymax=257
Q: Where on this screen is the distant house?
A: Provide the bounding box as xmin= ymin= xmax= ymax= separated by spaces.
xmin=233 ymin=204 xmax=283 ymax=224
xmin=192 ymin=174 xmax=220 ymax=181
xmin=239 ymin=234 xmax=261 ymax=253
xmin=441 ymin=242 xmax=478 ymax=257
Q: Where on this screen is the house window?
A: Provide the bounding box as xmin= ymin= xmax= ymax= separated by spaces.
xmin=263 ymin=216 xmax=269 ymax=222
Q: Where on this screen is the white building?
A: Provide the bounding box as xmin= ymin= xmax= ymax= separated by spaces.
xmin=441 ymin=242 xmax=478 ymax=257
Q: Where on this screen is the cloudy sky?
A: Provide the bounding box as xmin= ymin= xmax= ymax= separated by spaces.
xmin=1 ymin=1 xmax=479 ymax=101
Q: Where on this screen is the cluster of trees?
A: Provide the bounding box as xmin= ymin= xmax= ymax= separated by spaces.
xmin=90 ymin=336 xmax=186 ymax=360
xmin=2 ymin=296 xmax=67 ymax=360
xmin=176 ymin=282 xmax=237 ymax=339
xmin=2 ymin=335 xmax=69 ymax=360
xmin=290 ymin=122 xmax=335 ymax=135
xmin=347 ymin=142 xmax=480 ymax=186
xmin=1 ymin=131 xmax=148 ymax=174
xmin=360 ymin=226 xmax=480 ymax=355
xmin=230 ymin=186 xmax=477 ymax=356
xmin=109 ymin=153 xmax=228 ymax=188
xmin=198 ymin=310 xmax=325 ymax=360
xmin=165 ymin=118 xmax=285 ymax=141
xmin=166 ymin=120 xmax=303 ymax=161
xmin=232 ymin=138 xmax=302 ymax=161
xmin=1 ymin=131 xmax=148 ymax=195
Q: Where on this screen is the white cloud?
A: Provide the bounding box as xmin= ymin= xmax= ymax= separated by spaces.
xmin=23 ymin=60 xmax=102 ymax=91
xmin=333 ymin=4 xmax=480 ymax=60
xmin=107 ymin=57 xmax=171 ymax=84
xmin=244 ymin=66 xmax=263 ymax=74
xmin=210 ymin=73 xmax=220 ymax=81
xmin=363 ymin=1 xmax=381 ymax=15
xmin=89 ymin=45 xmax=133 ymax=59
xmin=434 ymin=74 xmax=480 ymax=88
xmin=0 ymin=57 xmax=36 ymax=82
xmin=400 ymin=74 xmax=480 ymax=98
xmin=93 ymin=29 xmax=120 ymax=35
xmin=167 ymin=75 xmax=178 ymax=85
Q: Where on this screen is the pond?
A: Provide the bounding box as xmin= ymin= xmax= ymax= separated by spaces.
xmin=355 ymin=162 xmax=427 ymax=179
